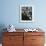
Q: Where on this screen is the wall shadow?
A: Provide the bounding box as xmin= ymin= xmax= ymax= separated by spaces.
xmin=0 ymin=24 xmax=7 ymax=43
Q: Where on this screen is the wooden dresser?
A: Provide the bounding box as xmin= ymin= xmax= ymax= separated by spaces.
xmin=2 ymin=29 xmax=45 ymax=46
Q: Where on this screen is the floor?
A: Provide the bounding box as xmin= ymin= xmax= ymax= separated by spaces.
xmin=0 ymin=44 xmax=2 ymax=46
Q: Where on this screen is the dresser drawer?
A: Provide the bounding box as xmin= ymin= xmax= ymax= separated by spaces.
xmin=32 ymin=36 xmax=45 ymax=44
xmin=3 ymin=44 xmax=15 ymax=46
xmin=3 ymin=43 xmax=23 ymax=46
xmin=24 ymin=32 xmax=44 ymax=36
xmin=3 ymin=32 xmax=23 ymax=36
xmin=3 ymin=35 xmax=23 ymax=44
xmin=32 ymin=44 xmax=44 ymax=46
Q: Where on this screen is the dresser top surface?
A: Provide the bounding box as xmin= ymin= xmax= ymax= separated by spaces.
xmin=3 ymin=29 xmax=45 ymax=33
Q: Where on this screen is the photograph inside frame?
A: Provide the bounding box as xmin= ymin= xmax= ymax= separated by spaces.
xmin=21 ymin=6 xmax=32 ymax=20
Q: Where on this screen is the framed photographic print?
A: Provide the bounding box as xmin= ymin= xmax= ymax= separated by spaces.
xmin=20 ymin=5 xmax=34 ymax=22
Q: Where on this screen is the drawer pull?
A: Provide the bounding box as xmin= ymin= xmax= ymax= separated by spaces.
xmin=32 ymin=39 xmax=36 ymax=40
xmin=9 ymin=38 xmax=13 ymax=40
xmin=9 ymin=38 xmax=12 ymax=40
